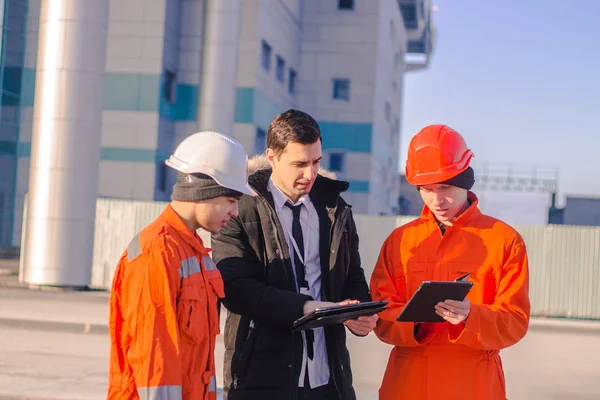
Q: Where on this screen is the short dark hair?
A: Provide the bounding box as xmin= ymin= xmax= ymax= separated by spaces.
xmin=267 ymin=109 xmax=322 ymax=156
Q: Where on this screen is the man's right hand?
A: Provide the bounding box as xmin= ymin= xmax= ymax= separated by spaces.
xmin=303 ymin=301 xmax=336 ymax=315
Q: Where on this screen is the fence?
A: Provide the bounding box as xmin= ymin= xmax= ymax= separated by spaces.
xmin=85 ymin=198 xmax=600 ymax=319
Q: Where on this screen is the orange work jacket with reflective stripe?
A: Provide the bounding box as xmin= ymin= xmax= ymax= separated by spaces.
xmin=370 ymin=193 xmax=530 ymax=400
xmin=107 ymin=205 xmax=224 ymax=400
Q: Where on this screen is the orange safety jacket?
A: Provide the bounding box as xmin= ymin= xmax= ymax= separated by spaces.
xmin=107 ymin=205 xmax=224 ymax=400
xmin=370 ymin=193 xmax=530 ymax=400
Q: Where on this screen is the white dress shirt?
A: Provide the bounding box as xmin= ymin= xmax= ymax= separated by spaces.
xmin=268 ymin=177 xmax=330 ymax=388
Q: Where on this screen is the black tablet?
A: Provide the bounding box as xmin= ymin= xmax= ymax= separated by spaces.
xmin=396 ymin=281 xmax=473 ymax=323
xmin=292 ymin=300 xmax=389 ymax=332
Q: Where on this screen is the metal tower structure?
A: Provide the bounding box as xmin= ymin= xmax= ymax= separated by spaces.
xmin=471 ymin=162 xmax=559 ymax=193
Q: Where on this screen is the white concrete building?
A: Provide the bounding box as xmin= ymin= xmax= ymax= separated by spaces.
xmin=1 ymin=0 xmax=435 ymax=259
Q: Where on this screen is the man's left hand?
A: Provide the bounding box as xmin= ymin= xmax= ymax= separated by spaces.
xmin=336 ymin=299 xmax=378 ymax=336
xmin=344 ymin=314 xmax=379 ymax=336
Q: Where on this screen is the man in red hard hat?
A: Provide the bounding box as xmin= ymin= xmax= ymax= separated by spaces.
xmin=370 ymin=125 xmax=530 ymax=400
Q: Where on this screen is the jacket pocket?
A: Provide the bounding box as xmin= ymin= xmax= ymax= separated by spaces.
xmin=402 ymin=261 xmax=427 ymax=297
xmin=206 ymin=272 xmax=225 ymax=334
xmin=207 ymin=274 xmax=225 ymax=298
xmin=451 ymin=262 xmax=480 ymax=279
xmin=231 ymin=321 xmax=258 ymax=390
xmin=177 ymin=285 xmax=206 ymax=345
xmin=452 ymin=262 xmax=497 ymax=304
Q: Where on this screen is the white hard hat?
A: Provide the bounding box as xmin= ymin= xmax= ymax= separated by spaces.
xmin=165 ymin=131 xmax=257 ymax=197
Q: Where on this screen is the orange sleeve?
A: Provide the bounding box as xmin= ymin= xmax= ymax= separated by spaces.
xmin=108 ymin=259 xmax=138 ymax=400
xmin=123 ymin=245 xmax=184 ymax=398
xmin=448 ymin=241 xmax=530 ymax=350
xmin=370 ymin=232 xmax=435 ymax=347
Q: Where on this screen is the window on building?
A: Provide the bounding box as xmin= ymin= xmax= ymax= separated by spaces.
xmin=338 ymin=0 xmax=354 ymax=10
xmin=157 ymin=163 xmax=168 ymax=192
xmin=332 ymin=78 xmax=350 ymax=101
xmin=255 ymin=127 xmax=267 ymax=155
xmin=329 ymin=153 xmax=345 ymax=172
xmin=261 ymin=40 xmax=272 ymax=71
xmin=400 ymin=4 xmax=418 ymax=28
xmin=385 ymin=102 xmax=391 ymax=122
xmin=163 ymin=69 xmax=176 ymax=103
xmin=276 ymin=55 xmax=285 ymax=83
xmin=288 ymin=68 xmax=297 ymax=94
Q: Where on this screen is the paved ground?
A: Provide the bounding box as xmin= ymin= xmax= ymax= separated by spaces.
xmin=2 ymin=259 xmax=600 ymax=399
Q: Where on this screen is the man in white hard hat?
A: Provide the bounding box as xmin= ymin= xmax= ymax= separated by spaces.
xmin=107 ymin=131 xmax=256 ymax=400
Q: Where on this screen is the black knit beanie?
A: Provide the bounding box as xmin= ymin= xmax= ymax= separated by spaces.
xmin=439 ymin=166 xmax=475 ymax=190
xmin=171 ymin=173 xmax=243 ymax=202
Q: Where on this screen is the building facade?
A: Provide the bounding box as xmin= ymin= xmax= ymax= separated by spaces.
xmin=0 ymin=0 xmax=434 ymax=247
xmin=549 ymin=193 xmax=600 ymax=226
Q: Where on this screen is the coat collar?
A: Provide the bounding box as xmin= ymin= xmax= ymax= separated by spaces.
xmin=421 ymin=191 xmax=482 ymax=227
xmin=160 ymin=205 xmax=210 ymax=255
xmin=248 ymin=168 xmax=349 ymax=207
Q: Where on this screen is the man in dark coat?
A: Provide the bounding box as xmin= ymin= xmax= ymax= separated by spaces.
xmin=211 ymin=109 xmax=378 ymax=400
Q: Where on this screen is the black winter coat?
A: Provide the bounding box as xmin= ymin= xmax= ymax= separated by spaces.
xmin=211 ymin=168 xmax=371 ymax=400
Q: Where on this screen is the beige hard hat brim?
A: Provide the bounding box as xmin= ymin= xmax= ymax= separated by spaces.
xmin=214 ymin=172 xmax=258 ymax=197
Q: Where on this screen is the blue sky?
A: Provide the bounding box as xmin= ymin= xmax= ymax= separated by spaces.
xmin=400 ymin=0 xmax=600 ymax=216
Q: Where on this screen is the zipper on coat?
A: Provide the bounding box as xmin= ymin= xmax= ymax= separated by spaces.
xmin=330 ymin=356 xmax=342 ymax=399
xmin=328 ymin=206 xmax=349 ymax=399
xmin=329 ymin=207 xmax=350 ymax=270
xmin=289 ymin=331 xmax=296 ymax=400
xmin=232 ymin=319 xmax=256 ymax=390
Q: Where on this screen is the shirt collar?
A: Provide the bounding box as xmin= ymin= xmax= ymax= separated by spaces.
xmin=268 ymin=176 xmax=311 ymax=212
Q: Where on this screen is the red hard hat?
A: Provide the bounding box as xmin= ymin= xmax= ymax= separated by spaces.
xmin=405 ymin=125 xmax=474 ymax=186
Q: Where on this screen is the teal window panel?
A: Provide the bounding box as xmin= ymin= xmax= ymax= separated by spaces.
xmin=18 ymin=142 xmax=30 ymax=157
xmin=1 ymin=66 xmax=21 ymax=95
xmin=233 ymin=87 xmax=286 ymax=127
xmin=234 ymin=87 xmax=254 ymax=123
xmin=138 ymin=74 xmax=161 ymax=112
xmin=154 ymin=150 xmax=170 ymax=162
xmin=18 ymin=142 xmax=160 ymax=163
xmin=20 ymin=68 xmax=35 ymax=107
xmin=100 ymin=147 xmax=156 ymax=162
xmin=353 ymin=123 xmax=373 ymax=151
xmin=319 ymin=121 xmax=372 ymax=153
xmin=103 ymin=73 xmax=140 ymax=111
xmin=252 ymin=88 xmax=284 ymax=129
xmin=174 ymin=84 xmax=198 ymax=121
xmin=0 ymin=140 xmax=17 ymax=155
xmin=347 ymin=180 xmax=369 ymax=192
xmin=160 ymin=83 xmax=198 ymax=121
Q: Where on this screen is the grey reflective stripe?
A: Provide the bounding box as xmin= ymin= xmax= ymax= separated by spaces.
xmin=127 ymin=234 xmax=141 ymax=262
xmin=137 ymin=385 xmax=182 ymax=400
xmin=179 ymin=256 xmax=201 ymax=279
xmin=202 ymin=255 xmax=217 ymax=271
xmin=209 ymin=375 xmax=217 ymax=392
